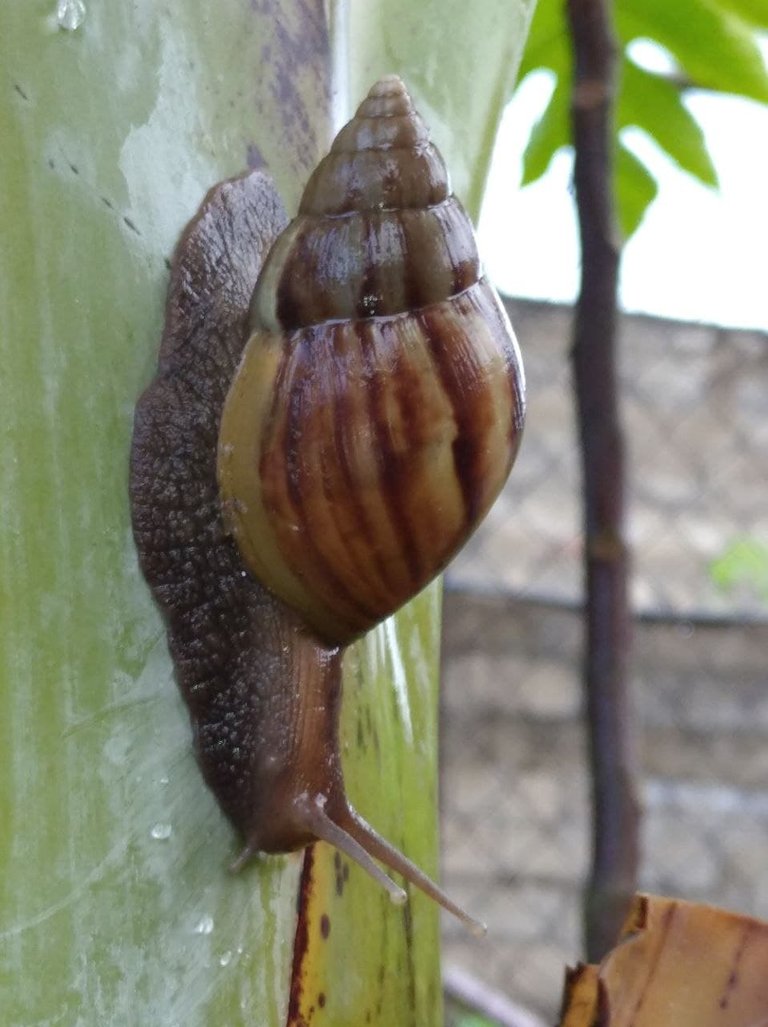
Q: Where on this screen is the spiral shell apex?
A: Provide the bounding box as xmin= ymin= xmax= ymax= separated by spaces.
xmin=217 ymin=76 xmax=525 ymax=646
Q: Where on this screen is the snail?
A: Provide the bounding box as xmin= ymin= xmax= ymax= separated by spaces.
xmin=130 ymin=75 xmax=525 ymax=936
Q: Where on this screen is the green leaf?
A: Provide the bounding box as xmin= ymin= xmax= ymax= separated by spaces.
xmin=521 ymin=76 xmax=570 ymax=185
xmin=515 ymin=0 xmax=767 ymax=240
xmin=517 ymin=59 xmax=665 ymax=239
xmin=616 ymin=0 xmax=768 ymax=102
xmin=719 ymin=0 xmax=768 ymax=29
xmin=615 ymin=142 xmax=660 ymax=238
xmin=619 ymin=59 xmax=719 ymax=187
xmin=710 ymin=537 xmax=768 ymax=601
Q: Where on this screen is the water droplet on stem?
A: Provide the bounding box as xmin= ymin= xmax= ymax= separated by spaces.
xmin=56 ymin=0 xmax=86 ymax=31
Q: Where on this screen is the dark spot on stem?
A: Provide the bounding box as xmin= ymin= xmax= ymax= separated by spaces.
xmin=333 ymin=851 xmax=346 ymax=896
xmin=246 ymin=143 xmax=266 ymax=170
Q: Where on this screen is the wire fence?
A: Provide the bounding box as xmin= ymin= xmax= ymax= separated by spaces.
xmin=439 ymin=297 xmax=768 ymax=1021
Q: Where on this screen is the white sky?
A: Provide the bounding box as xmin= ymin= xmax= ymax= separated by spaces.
xmin=478 ymin=41 xmax=768 ymax=331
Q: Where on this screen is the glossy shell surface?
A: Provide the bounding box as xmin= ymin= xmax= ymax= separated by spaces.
xmin=218 ymin=76 xmax=525 ymax=646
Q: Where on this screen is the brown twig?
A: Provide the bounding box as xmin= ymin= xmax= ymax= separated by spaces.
xmin=565 ymin=0 xmax=640 ymax=960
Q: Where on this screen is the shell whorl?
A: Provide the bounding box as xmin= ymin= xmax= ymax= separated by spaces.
xmin=219 ymin=76 xmax=525 ymax=647
xmin=250 ymin=76 xmax=480 ymax=331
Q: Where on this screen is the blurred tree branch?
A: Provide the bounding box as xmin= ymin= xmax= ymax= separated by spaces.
xmin=566 ymin=0 xmax=641 ymax=961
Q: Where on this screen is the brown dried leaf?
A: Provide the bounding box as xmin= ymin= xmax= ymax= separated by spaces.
xmin=559 ymin=894 xmax=768 ymax=1026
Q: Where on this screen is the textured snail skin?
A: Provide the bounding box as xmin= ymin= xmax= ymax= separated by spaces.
xmin=129 ymin=170 xmax=311 ymax=842
xmin=130 ymin=77 xmax=524 ymax=936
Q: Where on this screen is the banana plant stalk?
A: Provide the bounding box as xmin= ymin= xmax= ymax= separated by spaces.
xmin=0 ymin=1 xmax=534 ymax=1023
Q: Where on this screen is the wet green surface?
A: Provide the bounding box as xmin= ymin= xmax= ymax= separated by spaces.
xmin=0 ymin=2 xmax=532 ymax=1022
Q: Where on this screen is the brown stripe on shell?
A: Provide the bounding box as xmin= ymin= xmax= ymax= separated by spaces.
xmin=319 ymin=321 xmax=427 ymax=615
xmin=435 ymin=199 xmax=482 ymax=297
xmin=351 ymin=310 xmax=471 ymax=604
xmin=258 ymin=307 xmax=479 ymax=638
xmin=271 ymin=200 xmax=480 ymax=329
xmin=222 ymin=281 xmax=523 ymax=647
xmin=356 ymin=317 xmax=425 ymax=593
xmin=260 ymin=331 xmax=386 ymax=639
xmin=267 ymin=286 xmax=522 ymax=638
xmin=325 ymin=326 xmax=408 ymax=607
xmin=398 ymin=318 xmax=469 ymax=577
xmin=397 ymin=199 xmax=480 ymax=315
xmin=481 ymin=289 xmax=526 ymax=443
xmin=367 ymin=212 xmax=404 ymax=317
xmin=281 ymin=353 xmax=371 ymax=629
xmin=372 ymin=309 xmax=472 ymax=570
xmin=420 ymin=282 xmax=520 ymax=530
xmin=250 ymin=331 xmax=305 ymax=581
xmin=273 ymin=212 xmax=365 ymax=327
xmin=298 ymin=75 xmax=448 ymax=218
xmin=311 ymin=320 xmax=434 ymax=619
xmin=298 ymin=145 xmax=449 ymax=217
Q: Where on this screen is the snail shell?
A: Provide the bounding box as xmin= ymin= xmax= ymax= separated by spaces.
xmin=218 ymin=75 xmax=525 ymax=646
xmin=130 ymin=76 xmax=524 ymax=938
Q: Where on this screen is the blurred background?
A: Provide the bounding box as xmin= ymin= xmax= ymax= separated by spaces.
xmin=440 ymin=28 xmax=768 ymax=1027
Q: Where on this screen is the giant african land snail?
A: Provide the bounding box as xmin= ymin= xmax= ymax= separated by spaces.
xmin=130 ymin=75 xmax=525 ymax=936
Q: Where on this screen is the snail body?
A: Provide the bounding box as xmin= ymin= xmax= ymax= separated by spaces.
xmin=130 ymin=76 xmax=524 ymax=936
